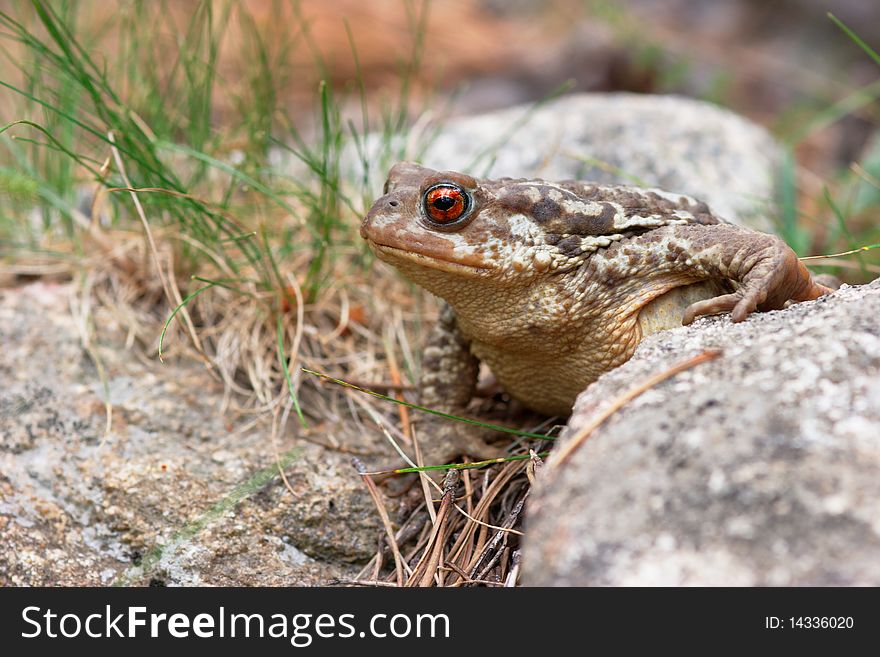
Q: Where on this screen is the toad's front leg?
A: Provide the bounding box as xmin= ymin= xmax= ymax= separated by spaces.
xmin=406 ymin=304 xmax=507 ymax=469
xmin=605 ymin=224 xmax=834 ymax=326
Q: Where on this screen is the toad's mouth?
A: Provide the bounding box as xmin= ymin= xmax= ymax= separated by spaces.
xmin=368 ymin=241 xmax=496 ymax=276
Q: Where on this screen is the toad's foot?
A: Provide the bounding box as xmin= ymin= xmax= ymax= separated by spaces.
xmin=633 ymin=226 xmax=838 ymax=325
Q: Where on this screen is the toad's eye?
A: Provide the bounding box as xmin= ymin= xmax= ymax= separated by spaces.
xmin=422 ymin=183 xmax=471 ymax=226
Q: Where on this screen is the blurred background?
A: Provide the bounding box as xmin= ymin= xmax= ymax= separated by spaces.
xmin=5 ymin=1 xmax=879 ymax=164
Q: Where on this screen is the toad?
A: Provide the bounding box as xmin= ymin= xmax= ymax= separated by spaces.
xmin=361 ymin=162 xmax=832 ymax=466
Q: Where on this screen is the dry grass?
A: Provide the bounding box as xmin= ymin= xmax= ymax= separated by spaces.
xmin=348 ymin=456 xmax=539 ymax=587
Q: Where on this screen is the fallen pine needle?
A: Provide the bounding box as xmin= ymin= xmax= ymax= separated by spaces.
xmin=406 ymin=470 xmax=459 ymax=587
xmin=353 ymin=458 xmax=408 ymax=586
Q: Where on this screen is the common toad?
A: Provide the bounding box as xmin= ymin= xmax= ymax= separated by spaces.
xmin=361 ymin=162 xmax=832 ymax=465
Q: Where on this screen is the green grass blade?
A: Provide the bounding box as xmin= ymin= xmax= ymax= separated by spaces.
xmin=828 ymin=12 xmax=880 ymax=68
xmin=276 ymin=314 xmax=308 ymax=428
xmin=301 ymin=367 xmax=555 ymax=441
xmin=112 ymin=446 xmax=302 ymax=587
xmin=389 ymin=451 xmax=550 ymax=475
xmin=158 ymin=281 xmax=218 ymax=362
xmin=783 ymin=77 xmax=880 ymax=145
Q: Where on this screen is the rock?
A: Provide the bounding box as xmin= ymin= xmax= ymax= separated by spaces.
xmin=360 ymin=92 xmax=780 ymax=230
xmin=523 ymin=280 xmax=880 ymax=586
xmin=0 ymin=282 xmax=380 ymax=586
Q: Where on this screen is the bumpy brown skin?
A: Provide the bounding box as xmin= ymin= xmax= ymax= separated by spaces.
xmin=361 ymin=162 xmax=833 ymax=467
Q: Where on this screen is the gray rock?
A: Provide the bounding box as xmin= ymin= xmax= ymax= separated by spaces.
xmin=0 ymin=282 xmax=378 ymax=586
xmin=361 ymin=93 xmax=780 ymax=230
xmin=524 ymin=280 xmax=880 ymax=586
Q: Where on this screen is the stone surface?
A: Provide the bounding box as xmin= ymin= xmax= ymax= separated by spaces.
xmin=523 ymin=280 xmax=880 ymax=586
xmin=0 ymin=282 xmax=378 ymax=586
xmin=358 ymin=92 xmax=780 ymax=231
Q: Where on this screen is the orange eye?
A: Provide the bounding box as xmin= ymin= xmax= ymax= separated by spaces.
xmin=423 ymin=184 xmax=471 ymax=225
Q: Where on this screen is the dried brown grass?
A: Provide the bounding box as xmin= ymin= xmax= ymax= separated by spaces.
xmin=4 ymin=163 xmax=550 ymax=586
